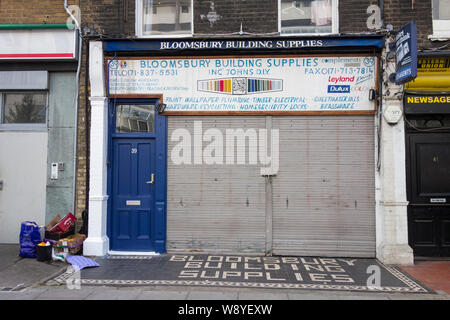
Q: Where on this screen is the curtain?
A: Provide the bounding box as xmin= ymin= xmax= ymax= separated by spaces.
xmin=142 ymin=0 xmax=154 ymax=33
xmin=311 ymin=0 xmax=332 ymax=26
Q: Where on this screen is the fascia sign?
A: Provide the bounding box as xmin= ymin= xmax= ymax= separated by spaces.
xmin=108 ymin=56 xmax=378 ymax=114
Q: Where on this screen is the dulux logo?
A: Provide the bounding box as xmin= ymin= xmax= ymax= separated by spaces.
xmin=328 ymin=85 xmax=350 ymax=93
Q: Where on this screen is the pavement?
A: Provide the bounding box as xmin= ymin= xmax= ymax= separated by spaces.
xmin=1 ymin=285 xmax=448 ymax=300
xmin=399 ymin=260 xmax=450 ymax=295
xmin=0 ymin=244 xmax=65 ymax=291
xmin=0 ymin=244 xmax=449 ymax=301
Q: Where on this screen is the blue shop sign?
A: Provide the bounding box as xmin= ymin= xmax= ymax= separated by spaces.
xmin=105 ymin=37 xmax=385 ymax=52
xmin=394 ymin=22 xmax=418 ymax=84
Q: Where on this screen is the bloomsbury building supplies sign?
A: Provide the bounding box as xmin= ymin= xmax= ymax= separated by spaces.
xmin=104 ymin=38 xmax=385 ymax=52
xmin=108 ymin=56 xmax=377 ymax=113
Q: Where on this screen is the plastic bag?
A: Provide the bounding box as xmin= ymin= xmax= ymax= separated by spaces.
xmin=19 ymin=221 xmax=42 ymax=258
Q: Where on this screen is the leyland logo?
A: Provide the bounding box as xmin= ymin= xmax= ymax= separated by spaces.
xmin=198 ymin=78 xmax=283 ymax=95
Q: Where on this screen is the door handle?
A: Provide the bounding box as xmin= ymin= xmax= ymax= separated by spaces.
xmin=146 ymin=174 xmax=155 ymax=184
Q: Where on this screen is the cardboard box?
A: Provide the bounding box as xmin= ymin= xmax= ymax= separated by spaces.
xmin=48 ymin=213 xmax=77 ymax=233
xmin=53 ymin=233 xmax=86 ymax=255
xmin=45 ymin=214 xmax=61 ymax=232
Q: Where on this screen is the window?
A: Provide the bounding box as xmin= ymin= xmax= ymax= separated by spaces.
xmin=115 ymin=104 xmax=155 ymax=133
xmin=0 ymin=92 xmax=48 ymax=129
xmin=431 ymin=0 xmax=450 ymax=38
xmin=279 ymin=0 xmax=338 ymax=35
xmin=137 ymin=0 xmax=193 ymax=37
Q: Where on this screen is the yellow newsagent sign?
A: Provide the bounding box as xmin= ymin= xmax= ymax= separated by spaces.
xmin=405 ymin=57 xmax=450 ymax=91
xmin=406 ymin=95 xmax=450 ymax=104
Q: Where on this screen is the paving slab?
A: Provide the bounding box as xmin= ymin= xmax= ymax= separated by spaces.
xmin=187 ymin=291 xmax=238 ymax=300
xmin=137 ymin=290 xmax=189 ymax=300
xmin=387 ymin=293 xmax=449 ymax=300
xmin=34 ymin=286 xmax=97 ymax=300
xmin=316 ymin=294 xmax=389 ymax=300
xmin=0 ymin=244 xmax=66 ymax=290
xmin=0 ymin=244 xmax=22 ymax=271
xmin=288 ymin=293 xmax=339 ymax=300
xmin=238 ymin=292 xmax=289 ymax=300
xmin=85 ymin=287 xmax=142 ymax=300
xmin=0 ymin=288 xmax=48 ymax=300
xmin=399 ymin=261 xmax=450 ymax=294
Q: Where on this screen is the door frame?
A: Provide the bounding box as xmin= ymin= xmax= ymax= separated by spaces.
xmin=106 ymin=97 xmax=168 ymax=253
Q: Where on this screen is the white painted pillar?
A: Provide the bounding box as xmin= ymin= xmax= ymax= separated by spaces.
xmin=375 ymin=39 xmax=414 ymax=265
xmin=83 ymin=41 xmax=109 ymax=256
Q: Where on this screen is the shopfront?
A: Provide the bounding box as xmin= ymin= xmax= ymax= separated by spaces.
xmin=404 ymin=55 xmax=450 ymax=257
xmin=84 ymin=36 xmax=384 ymax=257
xmin=0 ymin=25 xmax=78 ymax=243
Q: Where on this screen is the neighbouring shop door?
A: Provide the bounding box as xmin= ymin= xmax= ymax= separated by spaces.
xmin=108 ymin=100 xmax=167 ymax=253
xmin=406 ymin=133 xmax=450 ymax=257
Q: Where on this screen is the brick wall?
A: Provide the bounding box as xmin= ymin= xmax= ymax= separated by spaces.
xmin=194 ymin=0 xmax=278 ymax=34
xmin=383 ymin=0 xmax=435 ymax=49
xmin=0 ymin=0 xmax=444 ymax=54
xmin=75 ymin=1 xmax=134 ymax=221
xmin=80 ymin=0 xmax=135 ymax=37
xmin=0 ymin=0 xmax=135 ymax=34
xmin=0 ymin=0 xmax=78 ymax=24
xmin=75 ymin=1 xmax=133 ymax=221
xmin=338 ymin=0 xmax=444 ymax=51
xmin=339 ymin=0 xmax=379 ymax=34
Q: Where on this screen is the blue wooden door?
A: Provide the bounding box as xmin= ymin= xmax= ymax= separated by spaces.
xmin=109 ymin=101 xmax=167 ymax=252
xmin=111 ymin=139 xmax=156 ymax=251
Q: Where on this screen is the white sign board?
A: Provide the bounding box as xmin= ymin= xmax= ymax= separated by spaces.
xmin=108 ymin=56 xmax=377 ymax=113
xmin=0 ymin=29 xmax=77 ymax=60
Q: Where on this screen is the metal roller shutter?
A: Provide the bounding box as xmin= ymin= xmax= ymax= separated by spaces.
xmin=167 ymin=116 xmax=267 ymax=253
xmin=272 ymin=115 xmax=376 ymax=257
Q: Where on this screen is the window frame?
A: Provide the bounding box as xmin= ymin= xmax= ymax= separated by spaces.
xmin=0 ymin=91 xmax=49 ymax=131
xmin=430 ymin=0 xmax=450 ymax=40
xmin=278 ymin=0 xmax=339 ymax=36
xmin=135 ymin=0 xmax=194 ymax=38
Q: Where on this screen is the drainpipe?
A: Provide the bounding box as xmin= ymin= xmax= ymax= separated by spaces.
xmin=84 ymin=39 xmax=90 ymax=220
xmin=64 ymin=0 xmax=82 ymax=216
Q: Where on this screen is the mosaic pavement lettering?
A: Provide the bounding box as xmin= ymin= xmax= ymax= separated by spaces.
xmin=51 ymin=255 xmax=433 ymax=293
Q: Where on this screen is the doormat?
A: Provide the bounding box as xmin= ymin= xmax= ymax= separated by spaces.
xmin=50 ymin=254 xmax=433 ymax=293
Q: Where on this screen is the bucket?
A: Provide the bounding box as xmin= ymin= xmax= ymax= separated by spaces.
xmin=36 ymin=244 xmax=52 ymax=262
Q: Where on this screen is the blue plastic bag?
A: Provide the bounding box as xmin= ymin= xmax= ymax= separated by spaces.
xmin=19 ymin=221 xmax=42 ymax=258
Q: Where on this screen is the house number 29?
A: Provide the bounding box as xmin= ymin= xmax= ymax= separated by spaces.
xmin=131 ymin=148 xmax=138 ymax=154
